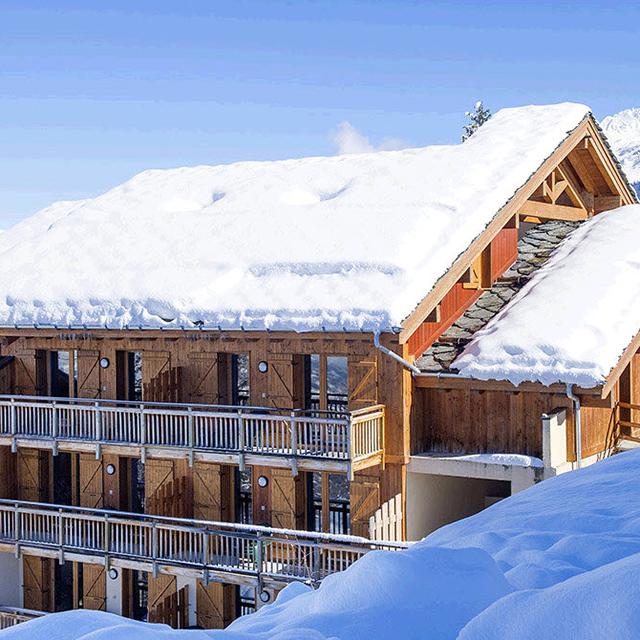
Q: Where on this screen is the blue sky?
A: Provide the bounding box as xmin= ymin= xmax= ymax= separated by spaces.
xmin=1 ymin=0 xmax=640 ymax=227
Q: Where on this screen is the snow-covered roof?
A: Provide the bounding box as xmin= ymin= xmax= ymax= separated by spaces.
xmin=0 ymin=103 xmax=590 ymax=332
xmin=454 ymin=205 xmax=640 ymax=388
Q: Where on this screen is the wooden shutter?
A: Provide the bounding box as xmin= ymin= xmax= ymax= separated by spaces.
xmin=267 ymin=355 xmax=304 ymax=409
xmin=23 ymin=556 xmax=52 ymax=611
xmin=193 ymin=462 xmax=232 ymax=522
xmin=186 ymin=352 xmax=220 ymax=405
xmin=146 ymin=459 xmax=191 ymax=517
xmin=79 ymin=454 xmax=104 ymax=509
xmin=142 ymin=351 xmax=171 ymax=400
xmin=148 ymin=574 xmax=176 ymax=623
xmin=196 ymin=582 xmax=227 ymax=629
xmin=82 ymin=564 xmax=106 ymax=611
xmin=17 ymin=449 xmax=49 ymax=501
xmin=270 ymin=468 xmax=304 ymax=530
xmin=13 ymin=351 xmax=41 ymax=396
xmin=350 ymin=469 xmax=381 ymax=538
xmin=77 ymin=350 xmax=101 ymax=398
xmin=348 ymin=359 xmax=378 ymax=411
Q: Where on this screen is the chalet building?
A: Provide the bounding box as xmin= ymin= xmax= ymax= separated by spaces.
xmin=0 ymin=102 xmax=637 ymax=629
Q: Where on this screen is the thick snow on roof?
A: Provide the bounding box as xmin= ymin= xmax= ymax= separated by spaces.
xmin=0 ymin=103 xmax=589 ymax=331
xmin=454 ymin=205 xmax=640 ymax=388
xmin=10 ymin=450 xmax=640 ymax=640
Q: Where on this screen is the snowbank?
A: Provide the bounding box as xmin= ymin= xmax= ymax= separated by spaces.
xmin=453 ymin=205 xmax=640 ymax=388
xmin=7 ymin=450 xmax=640 ymax=639
xmin=0 ymin=103 xmax=588 ymax=331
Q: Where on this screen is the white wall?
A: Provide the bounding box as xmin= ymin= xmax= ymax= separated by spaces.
xmin=0 ymin=553 xmax=21 ymax=607
xmin=406 ymin=472 xmax=510 ymax=541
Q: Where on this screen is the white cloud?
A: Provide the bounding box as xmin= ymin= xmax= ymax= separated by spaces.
xmin=330 ymin=121 xmax=409 ymax=155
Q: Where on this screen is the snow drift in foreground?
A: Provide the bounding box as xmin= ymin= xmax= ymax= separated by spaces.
xmin=454 ymin=205 xmax=640 ymax=388
xmin=7 ymin=450 xmax=640 ymax=639
xmin=0 ymin=103 xmax=588 ymax=331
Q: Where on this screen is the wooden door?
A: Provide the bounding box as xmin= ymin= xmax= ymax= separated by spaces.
xmin=142 ymin=351 xmax=171 ymax=400
xmin=348 ymin=358 xmax=378 ymax=411
xmin=77 ymin=350 xmax=102 ymax=399
xmin=82 ymin=565 xmax=106 ymax=611
xmin=185 ymin=352 xmax=221 ymax=405
xmin=270 ymin=468 xmax=304 ymax=530
xmin=14 ymin=349 xmax=39 ymax=396
xmin=252 ymin=467 xmax=271 ymax=527
xmin=197 ymin=582 xmax=235 ymax=629
xmin=193 ymin=462 xmax=232 ymax=522
xmin=266 ymin=355 xmax=304 ymax=409
xmin=79 ymin=454 xmax=104 ymax=508
xmin=350 ymin=469 xmax=381 ymax=538
xmin=23 ymin=556 xmax=52 ymax=611
xmin=17 ymin=449 xmax=49 ymax=501
xmin=145 ymin=459 xmax=191 ymax=517
xmin=148 ymin=574 xmax=176 ymax=623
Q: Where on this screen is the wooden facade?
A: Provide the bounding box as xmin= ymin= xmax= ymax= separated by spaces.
xmin=0 ymin=113 xmax=637 ymax=629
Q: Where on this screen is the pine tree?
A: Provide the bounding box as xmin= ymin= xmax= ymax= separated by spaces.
xmin=462 ymin=101 xmax=492 ymax=142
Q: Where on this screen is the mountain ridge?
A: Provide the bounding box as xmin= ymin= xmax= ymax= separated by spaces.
xmin=601 ymin=107 xmax=640 ymax=192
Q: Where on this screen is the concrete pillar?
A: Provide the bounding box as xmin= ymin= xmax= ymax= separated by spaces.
xmin=509 ymin=466 xmax=539 ymax=494
xmin=542 ymin=408 xmax=568 ymax=468
xmin=105 ymin=567 xmax=123 ymax=615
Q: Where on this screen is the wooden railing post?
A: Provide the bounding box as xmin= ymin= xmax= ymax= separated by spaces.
xmin=187 ymin=408 xmax=195 ymax=468
xmin=151 ymin=521 xmax=158 ymax=578
xmin=13 ymin=504 xmax=20 ymax=558
xmin=94 ymin=402 xmax=102 ymax=460
xmin=237 ymin=410 xmax=245 ymax=472
xmin=311 ymin=543 xmax=320 ymax=583
xmin=10 ymin=399 xmax=16 ymax=453
xmin=140 ymin=404 xmax=147 ymax=464
xmin=103 ymin=514 xmax=110 ymax=569
xmin=57 ymin=508 xmax=64 ymax=564
xmin=52 ymin=402 xmax=59 ymax=456
xmin=290 ymin=411 xmax=298 ymax=477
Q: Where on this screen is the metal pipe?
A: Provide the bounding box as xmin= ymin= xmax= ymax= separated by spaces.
xmin=373 ymin=332 xmax=421 ymax=375
xmin=566 ymin=383 xmax=582 ymax=468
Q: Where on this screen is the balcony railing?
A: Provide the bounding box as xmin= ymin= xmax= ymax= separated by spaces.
xmin=0 ymin=395 xmax=385 ymax=476
xmin=0 ymin=500 xmax=407 ymax=588
xmin=0 ymin=606 xmax=43 ymax=629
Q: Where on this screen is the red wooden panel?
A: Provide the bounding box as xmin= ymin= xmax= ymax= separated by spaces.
xmin=407 ymin=283 xmax=482 ymax=357
xmin=407 ymin=227 xmax=518 ymax=358
xmin=491 ymin=227 xmax=518 ymax=280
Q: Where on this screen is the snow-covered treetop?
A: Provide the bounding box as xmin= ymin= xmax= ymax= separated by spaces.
xmin=454 ymin=204 xmax=640 ymax=388
xmin=0 ymin=103 xmax=590 ymax=332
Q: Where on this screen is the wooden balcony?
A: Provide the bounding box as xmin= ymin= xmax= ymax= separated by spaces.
xmin=0 ymin=500 xmax=407 ymax=589
xmin=0 ymin=395 xmax=385 ymax=476
xmin=0 ymin=606 xmax=43 ymax=629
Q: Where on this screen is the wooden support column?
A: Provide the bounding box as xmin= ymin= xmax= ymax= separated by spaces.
xmin=321 ymin=472 xmax=330 ymax=533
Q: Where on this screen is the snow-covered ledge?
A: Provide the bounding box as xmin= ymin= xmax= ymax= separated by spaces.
xmin=408 ymin=451 xmax=544 ymax=493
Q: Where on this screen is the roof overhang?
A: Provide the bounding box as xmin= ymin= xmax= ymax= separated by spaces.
xmin=399 ymin=115 xmax=638 ymax=346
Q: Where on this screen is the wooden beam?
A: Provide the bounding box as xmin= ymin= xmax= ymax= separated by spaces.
xmin=602 ymin=328 xmax=640 ymax=399
xmin=594 ymin=195 xmax=623 ymax=214
xmin=399 ymin=116 xmax=594 ymax=344
xmin=413 ymin=373 xmax=603 ymax=396
xmin=517 ymin=199 xmax=589 ymax=222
